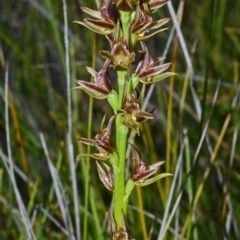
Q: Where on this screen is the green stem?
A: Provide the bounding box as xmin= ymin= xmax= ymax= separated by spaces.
xmin=113 ymin=9 xmax=134 ymax=231
xmin=113 ymin=121 xmax=128 ymax=228
xmin=113 ymin=71 xmax=129 ymax=229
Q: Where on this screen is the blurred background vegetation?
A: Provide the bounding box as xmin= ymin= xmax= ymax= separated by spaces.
xmin=0 ymin=0 xmax=240 ymax=239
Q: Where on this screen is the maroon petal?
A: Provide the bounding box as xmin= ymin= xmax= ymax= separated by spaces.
xmin=85 ymin=18 xmax=114 ymax=30
xmin=96 ymin=161 xmax=114 ymax=190
xmin=148 ymin=0 xmax=169 ymax=12
xmin=75 ymin=80 xmax=110 ymax=99
xmin=96 ymin=140 xmax=114 ymax=154
xmin=138 ymin=62 xmax=172 ymax=78
xmin=148 ymin=18 xmax=170 ymax=30
xmin=135 ymin=45 xmax=152 ymax=76
xmin=100 ymin=0 xmax=117 ymax=25
xmin=129 ymin=143 xmax=141 ymax=165
xmin=94 ymin=61 xmax=112 ymax=92
xmin=74 ymin=20 xmax=113 ymax=35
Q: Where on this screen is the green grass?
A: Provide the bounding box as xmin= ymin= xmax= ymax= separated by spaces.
xmin=0 ymin=0 xmax=240 ymax=239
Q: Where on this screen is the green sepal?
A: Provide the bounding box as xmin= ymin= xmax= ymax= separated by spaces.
xmin=137 ymin=28 xmax=168 ymax=41
xmin=149 ymin=18 xmax=171 ymax=30
xmin=151 ymin=72 xmax=178 ymax=83
xmin=134 ymin=173 xmax=173 ymax=187
xmin=142 ymin=72 xmax=178 ymax=84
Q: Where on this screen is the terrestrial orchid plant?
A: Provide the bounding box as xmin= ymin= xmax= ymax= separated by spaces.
xmin=73 ymin=0 xmax=175 ymax=238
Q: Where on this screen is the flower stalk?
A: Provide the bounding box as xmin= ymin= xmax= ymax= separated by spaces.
xmin=74 ymin=0 xmax=175 ymax=238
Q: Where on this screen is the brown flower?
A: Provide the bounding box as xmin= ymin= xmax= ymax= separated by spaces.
xmin=117 ymin=87 xmax=154 ymax=134
xmin=100 ymin=37 xmax=135 ymax=70
xmin=96 ymin=161 xmax=114 ymax=190
xmin=78 ymin=115 xmax=115 ymax=161
xmin=74 ymin=0 xmax=118 ymax=35
xmin=130 ymin=144 xmax=171 ymax=186
xmin=135 ymin=44 xmax=175 ymax=84
xmin=73 ymin=61 xmax=112 ymax=99
xmin=130 ymin=4 xmax=170 ymax=41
